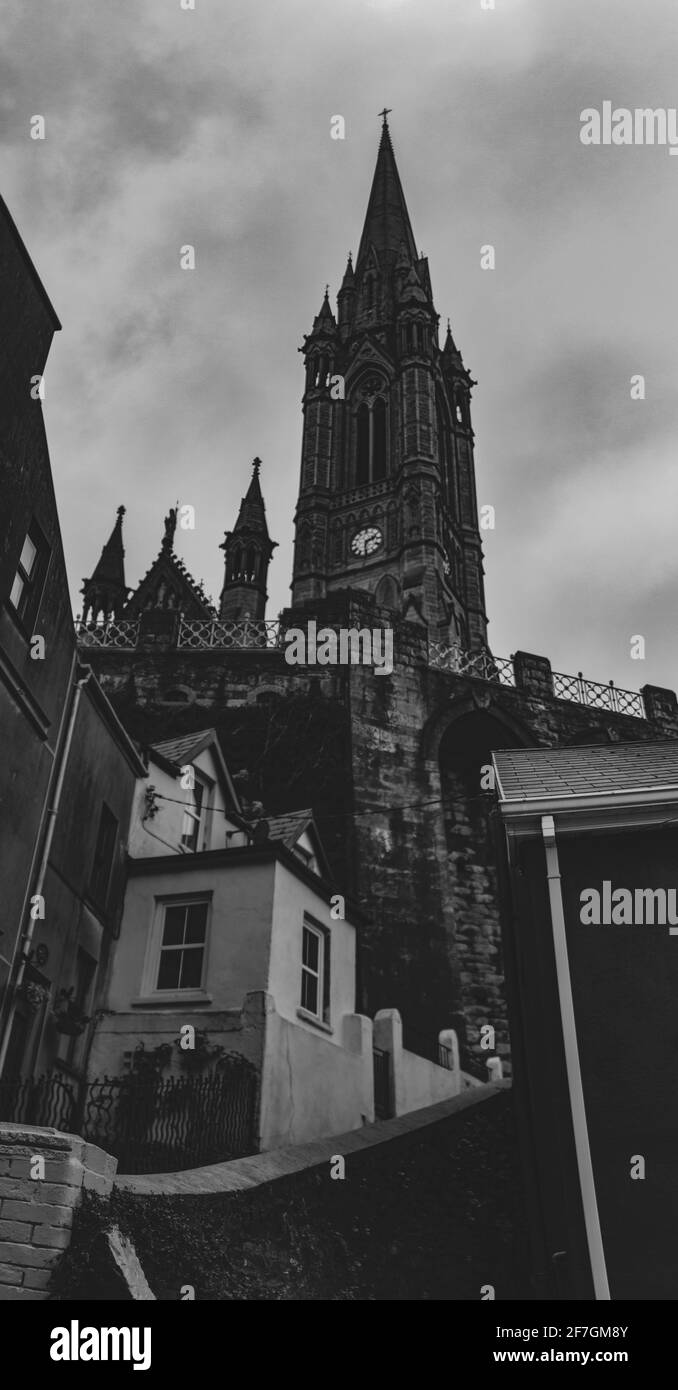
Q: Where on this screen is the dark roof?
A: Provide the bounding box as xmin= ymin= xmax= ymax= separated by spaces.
xmin=151 ymin=731 xmax=217 ymax=769
xmin=493 ymin=742 xmax=678 ymax=803
xmin=150 ymin=729 xmax=241 ymax=813
xmin=266 ymin=809 xmax=314 ymax=848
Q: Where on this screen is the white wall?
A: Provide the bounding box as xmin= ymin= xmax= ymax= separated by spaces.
xmin=397 ymin=1047 xmax=460 ymax=1113
xmin=268 ymin=860 xmax=357 ymax=1042
xmin=259 ymin=1007 xmax=373 ymax=1149
xmin=128 ymin=749 xmax=239 ymax=859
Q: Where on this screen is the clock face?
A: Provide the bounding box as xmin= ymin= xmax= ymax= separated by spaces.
xmin=351 ymin=526 xmax=383 ymax=557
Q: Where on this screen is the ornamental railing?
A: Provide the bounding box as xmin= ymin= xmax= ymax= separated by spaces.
xmin=428 ymin=644 xmax=645 ymax=718
xmin=177 ymin=618 xmax=283 ymax=650
xmin=552 ymin=670 xmax=644 ymax=719
xmin=75 ymin=619 xmax=140 ymax=649
xmin=428 ymin=642 xmax=516 ymax=688
xmin=0 ymin=1061 xmax=259 ymax=1175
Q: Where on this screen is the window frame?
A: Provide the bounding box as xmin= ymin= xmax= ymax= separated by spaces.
xmin=299 ymin=915 xmax=331 ymax=1025
xmin=139 ymin=893 xmax=213 ymax=1003
xmin=180 ymin=769 xmax=212 ymax=853
xmin=7 ymin=519 xmax=50 ymax=631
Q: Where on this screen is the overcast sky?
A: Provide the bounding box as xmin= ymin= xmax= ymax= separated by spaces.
xmin=4 ymin=0 xmax=678 ymax=695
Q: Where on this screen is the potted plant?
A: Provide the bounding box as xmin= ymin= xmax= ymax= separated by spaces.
xmin=19 ymin=980 xmax=51 ymax=1014
xmin=53 ymin=988 xmax=90 ymax=1037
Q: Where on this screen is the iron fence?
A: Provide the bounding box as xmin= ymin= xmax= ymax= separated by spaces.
xmin=553 ymin=670 xmax=644 ymax=718
xmin=177 ymin=618 xmax=283 ymax=650
xmin=0 ymin=1060 xmax=259 ymax=1175
xmin=0 ymin=1072 xmax=78 ymax=1132
xmin=401 ymin=1025 xmax=455 ymax=1072
xmin=428 ymin=643 xmax=516 ymax=687
xmin=75 ymin=619 xmax=140 ymax=649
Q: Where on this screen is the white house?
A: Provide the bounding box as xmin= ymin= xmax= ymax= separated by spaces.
xmin=88 ymin=728 xmax=461 ymax=1155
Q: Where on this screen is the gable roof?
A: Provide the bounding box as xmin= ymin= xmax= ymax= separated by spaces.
xmin=263 ymin=808 xmax=332 ymax=879
xmin=149 ymin=729 xmax=241 ymax=814
xmin=124 ymin=546 xmax=215 ymax=620
xmin=493 ymin=742 xmax=678 ymax=805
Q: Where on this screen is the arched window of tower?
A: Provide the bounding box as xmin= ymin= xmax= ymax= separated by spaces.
xmin=375 ymin=574 xmax=400 ymax=611
xmin=356 ymin=402 xmax=370 ymax=486
xmin=373 ymin=398 xmax=387 ymax=480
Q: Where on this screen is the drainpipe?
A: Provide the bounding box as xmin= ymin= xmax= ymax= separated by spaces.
xmin=0 ymin=666 xmax=90 ymax=1078
xmin=540 ymin=814 xmax=610 ymax=1301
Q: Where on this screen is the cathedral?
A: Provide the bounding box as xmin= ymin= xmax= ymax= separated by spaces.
xmin=78 ymin=119 xmax=678 ymax=1070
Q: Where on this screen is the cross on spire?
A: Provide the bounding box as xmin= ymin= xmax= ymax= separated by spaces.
xmin=378 ymin=107 xmax=392 ymax=127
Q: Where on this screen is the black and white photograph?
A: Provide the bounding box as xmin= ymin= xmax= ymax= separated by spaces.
xmin=1 ymin=0 xmax=678 ymax=1355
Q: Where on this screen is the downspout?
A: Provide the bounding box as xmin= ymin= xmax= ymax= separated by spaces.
xmin=0 ymin=666 xmax=89 ymax=1077
xmin=540 ymin=814 xmax=610 ymax=1301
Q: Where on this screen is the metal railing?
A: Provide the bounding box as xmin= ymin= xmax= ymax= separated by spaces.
xmin=401 ymin=1025 xmax=456 ymax=1072
xmin=177 ymin=618 xmax=283 ymax=650
xmin=75 ymin=619 xmax=140 ymax=649
xmin=553 ymin=670 xmax=644 ymax=719
xmin=428 ymin=643 xmax=516 ymax=687
xmin=0 ymin=1061 xmax=259 ymax=1175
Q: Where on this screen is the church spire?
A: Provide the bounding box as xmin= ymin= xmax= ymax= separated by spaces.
xmin=219 ymin=458 xmax=278 ymax=621
xmin=356 ymin=114 xmax=418 ymax=271
xmin=81 ymin=504 xmax=128 ymax=623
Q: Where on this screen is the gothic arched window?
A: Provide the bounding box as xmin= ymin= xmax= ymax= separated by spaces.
xmin=354 ymin=395 xmax=388 ymax=486
xmin=356 ymin=404 xmax=370 ymax=486
xmin=373 ymin=398 xmax=386 ymax=481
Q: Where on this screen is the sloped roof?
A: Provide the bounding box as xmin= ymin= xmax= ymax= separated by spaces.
xmin=493 ymin=742 xmax=678 ymax=804
xmin=125 ymin=547 xmax=215 ymax=619
xmin=149 ymin=729 xmax=241 ymax=813
xmin=266 ymin=808 xmax=314 ymax=847
xmin=264 ymin=808 xmax=331 ymax=879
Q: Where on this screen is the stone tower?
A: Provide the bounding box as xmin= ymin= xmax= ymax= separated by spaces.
xmin=219 ymin=458 xmax=277 ymax=620
xmin=291 ymin=115 xmax=488 ymax=652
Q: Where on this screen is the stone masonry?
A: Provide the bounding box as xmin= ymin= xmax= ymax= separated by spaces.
xmin=0 ymin=1122 xmax=117 ymax=1300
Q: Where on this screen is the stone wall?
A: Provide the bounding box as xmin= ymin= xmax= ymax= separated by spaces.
xmin=0 ymin=1123 xmax=116 ymax=1300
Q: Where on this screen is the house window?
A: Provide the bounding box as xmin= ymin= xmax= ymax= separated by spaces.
xmin=156 ymin=900 xmax=208 ymax=991
xmin=300 ymin=917 xmax=330 ymax=1022
xmin=89 ymin=803 xmax=118 ymax=911
xmin=181 ymin=775 xmax=206 ymax=851
xmin=8 ymin=520 xmax=49 ymax=627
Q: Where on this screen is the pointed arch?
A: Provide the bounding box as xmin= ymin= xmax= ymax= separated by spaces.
xmin=356 ymin=403 xmax=370 ymax=486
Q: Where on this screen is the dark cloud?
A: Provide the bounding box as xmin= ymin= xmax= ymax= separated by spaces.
xmin=3 ymin=0 xmax=678 ymax=695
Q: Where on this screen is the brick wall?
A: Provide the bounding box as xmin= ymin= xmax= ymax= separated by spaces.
xmin=0 ymin=1123 xmax=116 ymax=1300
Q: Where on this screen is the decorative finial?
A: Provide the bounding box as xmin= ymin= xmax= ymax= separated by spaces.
xmin=252 ymin=456 xmax=261 ymax=475
xmin=324 ymin=283 xmax=329 ymax=298
xmin=116 ymin=505 xmax=126 ymax=519
xmin=447 ymin=318 xmax=451 ymax=334
xmin=378 ymin=107 xmax=392 ymax=128
xmin=162 ymin=505 xmax=178 ymax=549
